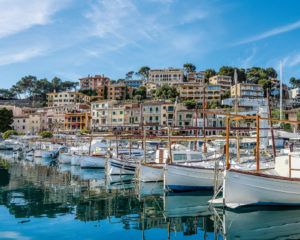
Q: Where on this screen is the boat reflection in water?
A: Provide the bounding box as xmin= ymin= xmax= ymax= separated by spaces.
xmin=0 ymin=156 xmax=221 ymax=239
xmin=164 ymin=191 xmax=212 ymax=218
xmin=220 ymin=206 xmax=300 ymax=240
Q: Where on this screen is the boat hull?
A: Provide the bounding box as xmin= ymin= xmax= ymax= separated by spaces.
xmin=71 ymin=154 xmax=82 ymax=166
xmin=165 ymin=163 xmax=223 ymax=191
xmin=106 ymin=158 xmax=136 ymax=175
xmin=80 ymin=155 xmax=106 ymax=168
xmin=58 ymin=153 xmax=72 ymax=164
xmin=224 ymin=169 xmax=300 ymax=208
xmin=138 ymin=163 xmax=163 ymax=182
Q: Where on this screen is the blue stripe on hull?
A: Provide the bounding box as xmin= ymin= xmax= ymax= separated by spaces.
xmin=166 ymin=185 xmax=213 ymax=192
xmin=110 ymin=162 xmax=136 ymax=172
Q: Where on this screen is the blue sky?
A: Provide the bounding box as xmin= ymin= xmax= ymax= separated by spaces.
xmin=1 ymin=0 xmax=300 ymax=88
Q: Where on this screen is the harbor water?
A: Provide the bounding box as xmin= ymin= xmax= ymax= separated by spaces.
xmin=1 ymin=151 xmax=300 ymax=239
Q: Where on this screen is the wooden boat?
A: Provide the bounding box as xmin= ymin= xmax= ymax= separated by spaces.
xmin=165 ymin=162 xmax=223 ymax=191
xmin=80 ymin=155 xmax=106 ymax=169
xmin=213 ymin=115 xmax=300 ymax=208
xmin=106 ymin=158 xmax=137 ymax=175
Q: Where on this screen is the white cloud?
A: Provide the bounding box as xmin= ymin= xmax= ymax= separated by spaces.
xmin=236 ymin=20 xmax=300 ymax=45
xmin=281 ymin=53 xmax=300 ymax=67
xmin=0 ymin=231 xmax=30 ymax=240
xmin=0 ymin=0 xmax=70 ymax=39
xmin=240 ymin=47 xmax=257 ymax=68
xmin=0 ymin=47 xmax=46 ymax=65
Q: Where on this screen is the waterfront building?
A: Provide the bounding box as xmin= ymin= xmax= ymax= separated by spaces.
xmin=149 ymin=68 xmax=184 ymax=85
xmin=174 ymin=83 xmax=204 ymax=100
xmin=65 ymin=112 xmax=91 ymax=131
xmin=161 ymin=103 xmax=175 ymax=126
xmin=12 ymin=115 xmax=29 ymax=133
xmin=97 ymin=83 xmax=133 ymax=101
xmin=118 ymin=79 xmax=143 ymax=88
xmin=142 ymin=102 xmax=162 ymax=129
xmin=209 ymin=75 xmax=232 ymax=91
xmin=143 ymin=82 xmax=158 ymax=98
xmin=47 ymin=91 xmax=90 ymax=107
xmin=187 ymin=71 xmax=205 ymax=83
xmin=286 ymin=108 xmax=300 ymax=132
xmin=206 ymin=85 xmax=222 ymax=103
xmin=231 ymin=83 xmax=264 ymax=99
xmin=79 ymin=74 xmax=110 ymax=90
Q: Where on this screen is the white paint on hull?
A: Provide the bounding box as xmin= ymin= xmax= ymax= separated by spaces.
xmin=224 ymin=170 xmax=300 ymax=208
xmin=138 ymin=164 xmax=163 ymax=182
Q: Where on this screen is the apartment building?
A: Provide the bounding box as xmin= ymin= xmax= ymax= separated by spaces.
xmin=65 ymin=112 xmax=91 ymax=131
xmin=174 ymin=83 xmax=204 ymax=100
xmin=161 ymin=103 xmax=175 ymax=126
xmin=187 ymin=71 xmax=205 ymax=84
xmin=47 ymin=91 xmax=90 ymax=107
xmin=176 ymin=109 xmax=194 ymax=128
xmin=231 ymin=83 xmax=264 ymax=99
xmin=79 ymin=74 xmax=110 ymax=90
xmin=142 ymin=102 xmax=163 ymax=130
xmin=149 ymin=68 xmax=184 ymax=85
xmin=97 ymin=83 xmax=133 ymax=101
xmin=206 ymin=85 xmax=222 ymax=103
xmin=119 ymin=79 xmax=143 ymax=88
xmin=209 ymin=75 xmax=232 ymax=91
xmin=13 ymin=116 xmax=29 ymax=133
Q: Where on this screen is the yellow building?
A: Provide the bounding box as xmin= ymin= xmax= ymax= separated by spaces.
xmin=209 ymin=75 xmax=232 ymax=91
xmin=64 ymin=112 xmax=91 ymax=131
xmin=149 ymin=68 xmax=184 ymax=85
xmin=231 ymin=83 xmax=264 ymax=99
xmin=174 ymin=83 xmax=204 ymax=100
xmin=47 ymin=91 xmax=90 ymax=107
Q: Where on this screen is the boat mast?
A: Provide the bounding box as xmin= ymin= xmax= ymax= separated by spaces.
xmin=267 ymin=91 xmax=276 ymax=160
xmin=280 ymin=62 xmax=283 ymax=120
xmin=256 ymin=115 xmax=260 ymax=172
xmin=234 ymin=69 xmax=240 ymax=163
xmin=202 ymin=85 xmax=207 ymax=153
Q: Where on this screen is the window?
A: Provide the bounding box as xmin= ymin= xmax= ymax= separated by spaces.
xmin=173 ymin=154 xmax=187 ymax=161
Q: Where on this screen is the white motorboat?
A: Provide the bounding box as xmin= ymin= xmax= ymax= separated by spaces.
xmin=106 ymin=158 xmax=137 ymax=175
xmin=165 ymin=162 xmax=223 ymax=191
xmin=80 ymin=155 xmax=106 ymax=168
xmin=222 ymin=154 xmax=300 ymax=208
xmin=137 ymin=162 xmax=164 ymax=182
xmin=71 ymin=154 xmax=82 ymax=166
xmin=58 ymin=152 xmax=72 ymax=164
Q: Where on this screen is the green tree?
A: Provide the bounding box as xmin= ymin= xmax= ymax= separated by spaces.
xmin=137 ymin=66 xmax=150 ymax=80
xmin=0 ymin=108 xmax=13 ymax=133
xmin=2 ymin=130 xmax=18 ymax=139
xmin=290 ymin=77 xmax=300 ymax=88
xmin=204 ymin=69 xmax=216 ymax=82
xmin=51 ymin=77 xmax=63 ymax=92
xmin=221 ymin=90 xmax=230 ymax=100
xmin=0 ymin=89 xmax=16 ymax=99
xmin=125 ymin=71 xmax=134 ymax=80
xmin=207 ymin=100 xmax=220 ymax=109
xmin=155 ymin=85 xmax=179 ymax=100
xmin=183 ymin=63 xmax=196 ymax=74
xmin=79 ymin=89 xmax=98 ymax=96
xmin=39 ymin=131 xmax=53 ymax=138
xmin=103 ymin=85 xmax=108 ymax=99
xmin=258 ymin=79 xmax=272 ymax=97
xmin=133 ymin=86 xmax=147 ymax=100
xmin=15 ymin=75 xmax=37 ymax=98
xmin=266 ymin=67 xmax=277 ymax=79
xmin=183 ymin=99 xmax=197 ymax=109
xmin=218 ymin=66 xmax=246 ymax=83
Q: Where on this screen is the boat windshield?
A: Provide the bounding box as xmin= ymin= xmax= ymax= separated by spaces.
xmin=173 ymin=154 xmax=187 ymax=161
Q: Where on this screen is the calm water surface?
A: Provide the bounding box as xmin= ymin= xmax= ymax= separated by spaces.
xmin=1 ymin=151 xmax=300 ymax=240
xmin=0 ymin=152 xmax=220 ymax=240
